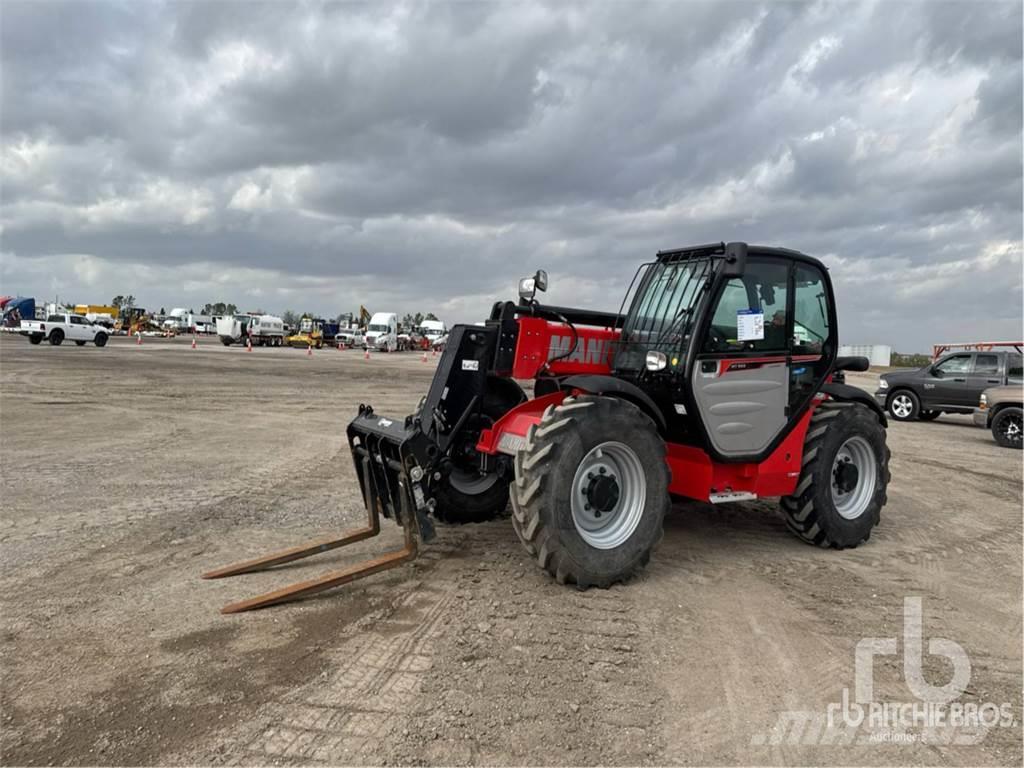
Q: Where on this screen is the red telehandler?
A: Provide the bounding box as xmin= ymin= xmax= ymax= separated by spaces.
xmin=205 ymin=242 xmax=890 ymax=612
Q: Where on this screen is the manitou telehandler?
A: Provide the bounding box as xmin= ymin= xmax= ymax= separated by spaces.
xmin=205 ymin=242 xmax=890 ymax=612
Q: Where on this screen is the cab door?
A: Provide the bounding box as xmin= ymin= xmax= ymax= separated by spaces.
xmin=691 ymin=258 xmax=792 ymax=458
xmin=926 ymin=354 xmax=973 ymax=406
xmin=68 ymin=316 xmax=89 ymax=341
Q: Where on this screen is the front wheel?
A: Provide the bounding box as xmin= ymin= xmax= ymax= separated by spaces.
xmin=781 ymin=402 xmax=890 ymax=548
xmin=510 ymin=395 xmax=668 ymax=588
xmin=992 ymin=407 xmax=1023 ymax=449
xmin=887 ymin=390 xmax=919 ymax=421
xmin=94 ymin=333 xmax=108 ymax=347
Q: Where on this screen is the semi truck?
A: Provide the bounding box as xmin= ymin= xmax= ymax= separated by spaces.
xmin=216 ymin=314 xmax=286 ymax=347
xmin=365 ymin=312 xmax=399 ymax=352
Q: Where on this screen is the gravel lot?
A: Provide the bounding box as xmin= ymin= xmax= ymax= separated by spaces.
xmin=1 ymin=334 xmax=1020 ymax=766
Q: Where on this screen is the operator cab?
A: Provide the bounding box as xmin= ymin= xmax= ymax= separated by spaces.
xmin=613 ymin=242 xmax=838 ymax=461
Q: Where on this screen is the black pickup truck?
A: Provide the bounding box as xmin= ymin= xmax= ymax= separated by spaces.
xmin=874 ymin=349 xmax=1023 ymax=421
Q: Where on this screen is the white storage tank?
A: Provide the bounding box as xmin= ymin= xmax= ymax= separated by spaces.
xmin=839 ymin=344 xmax=892 ymax=367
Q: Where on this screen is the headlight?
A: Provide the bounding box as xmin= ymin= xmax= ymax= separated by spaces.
xmin=878 ymin=379 xmax=889 ymax=389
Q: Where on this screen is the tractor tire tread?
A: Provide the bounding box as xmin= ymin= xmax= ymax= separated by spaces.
xmin=780 ymin=401 xmax=890 ymax=549
xmin=510 ymin=395 xmax=667 ymax=588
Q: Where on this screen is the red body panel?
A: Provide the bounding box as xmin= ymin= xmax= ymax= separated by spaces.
xmin=665 ymin=404 xmax=817 ymax=501
xmin=476 ymin=390 xmax=568 ymax=455
xmin=511 ymin=317 xmax=619 ymax=379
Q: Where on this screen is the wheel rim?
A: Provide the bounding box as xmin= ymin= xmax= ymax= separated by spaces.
xmin=447 ymin=413 xmax=499 ymax=495
xmin=1001 ymin=414 xmax=1022 ymax=444
xmin=891 ymin=394 xmax=913 ymax=418
xmin=570 ymin=441 xmax=646 ymax=549
xmin=831 ymin=436 xmax=878 ymax=520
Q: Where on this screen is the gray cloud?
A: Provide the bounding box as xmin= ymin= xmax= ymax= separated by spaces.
xmin=1 ymin=0 xmax=1021 ymax=352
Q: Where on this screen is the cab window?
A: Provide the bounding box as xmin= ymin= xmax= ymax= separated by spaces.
xmin=973 ymin=354 xmax=999 ymax=375
xmin=935 ymin=355 xmax=971 ymax=375
xmin=1008 ymin=354 xmax=1022 ymax=381
xmin=704 ymin=260 xmax=789 ymax=353
xmin=792 ymin=265 xmax=830 ymax=355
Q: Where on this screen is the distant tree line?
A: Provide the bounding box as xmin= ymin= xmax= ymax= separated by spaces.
xmin=891 ymin=352 xmax=932 ymax=368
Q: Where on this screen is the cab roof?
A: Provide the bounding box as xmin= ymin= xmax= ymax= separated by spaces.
xmin=655 ymin=241 xmax=828 ymax=271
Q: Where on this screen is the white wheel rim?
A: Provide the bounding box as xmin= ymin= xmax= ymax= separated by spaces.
xmin=831 ymin=436 xmax=878 ymax=520
xmin=570 ymin=441 xmax=646 ymax=550
xmin=891 ymin=395 xmax=912 ymax=418
xmin=1001 ymin=414 xmax=1022 ymax=444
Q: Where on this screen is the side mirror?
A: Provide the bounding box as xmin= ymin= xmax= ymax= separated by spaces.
xmin=518 ymin=270 xmax=549 ymax=302
xmin=930 ymin=366 xmax=943 ymax=377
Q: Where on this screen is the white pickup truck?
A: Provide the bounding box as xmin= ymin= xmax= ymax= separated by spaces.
xmin=21 ymin=313 xmax=110 ymax=347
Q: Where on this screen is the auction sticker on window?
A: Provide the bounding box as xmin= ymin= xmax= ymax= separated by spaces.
xmin=737 ymin=309 xmax=764 ymax=341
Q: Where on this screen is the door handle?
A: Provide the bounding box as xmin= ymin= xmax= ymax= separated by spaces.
xmin=987 ymin=379 xmax=1001 ymax=384
xmin=952 ymin=378 xmax=966 ymax=382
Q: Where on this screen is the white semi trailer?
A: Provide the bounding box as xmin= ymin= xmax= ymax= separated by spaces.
xmin=216 ymin=314 xmax=286 ymax=347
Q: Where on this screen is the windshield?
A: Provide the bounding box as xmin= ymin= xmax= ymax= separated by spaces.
xmin=368 ymin=324 xmax=388 ymax=332
xmin=614 ymin=257 xmax=714 ymax=371
xmin=300 ymin=318 xmax=314 ymax=332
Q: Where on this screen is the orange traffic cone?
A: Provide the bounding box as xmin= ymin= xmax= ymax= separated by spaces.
xmin=191 ymin=336 xmax=197 ymax=350
xmin=247 ymin=338 xmax=252 ymax=352
xmin=364 ymin=348 xmax=370 ymax=360
xmin=337 ymin=340 xmax=343 ymax=351
xmin=421 ymin=350 xmax=428 ymax=363
xmin=136 ymin=332 xmax=142 ymax=345
xmin=432 ymin=347 xmax=438 ymax=357
xmin=307 ymin=344 xmax=313 ymax=357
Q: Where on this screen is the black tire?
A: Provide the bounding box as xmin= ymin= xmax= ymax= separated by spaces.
xmin=432 ymin=378 xmax=527 ymax=524
xmin=918 ymin=410 xmax=941 ymax=421
xmin=94 ymin=333 xmax=108 ymax=348
xmin=510 ymin=395 xmax=668 ymax=588
xmin=781 ymin=402 xmax=890 ymax=549
xmin=75 ymin=340 xmax=87 ymax=346
xmin=222 ymin=338 xmax=232 ymax=346
xmin=49 ymin=330 xmax=64 ymax=346
xmin=886 ymin=389 xmax=919 ymax=421
xmin=991 ymin=407 xmax=1023 ymax=449
xmin=29 ymin=335 xmax=42 ymax=345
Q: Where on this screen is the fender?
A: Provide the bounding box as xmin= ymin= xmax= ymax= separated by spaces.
xmin=820 ymin=382 xmax=888 ymax=427
xmin=559 ymin=374 xmax=668 ymax=432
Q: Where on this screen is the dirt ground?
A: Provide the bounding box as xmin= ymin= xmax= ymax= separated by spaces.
xmin=1 ymin=334 xmax=1021 ymax=766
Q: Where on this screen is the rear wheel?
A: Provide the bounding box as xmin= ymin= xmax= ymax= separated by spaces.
xmin=918 ymin=410 xmax=941 ymax=421
xmin=887 ymin=390 xmax=919 ymax=421
xmin=432 ymin=379 xmax=526 ymax=524
xmin=781 ymin=402 xmax=890 ymax=548
xmin=49 ymin=330 xmax=64 ymax=346
xmin=992 ymin=407 xmax=1023 ymax=449
xmin=29 ymin=335 xmax=42 ymax=345
xmin=222 ymin=338 xmax=232 ymax=346
xmin=510 ymin=395 xmax=668 ymax=588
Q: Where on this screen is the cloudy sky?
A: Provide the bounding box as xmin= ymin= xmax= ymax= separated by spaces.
xmin=2 ymin=1 xmax=1021 ymax=351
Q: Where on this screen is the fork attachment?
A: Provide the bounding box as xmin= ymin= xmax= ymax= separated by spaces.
xmin=203 ymin=414 xmax=437 ymax=614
